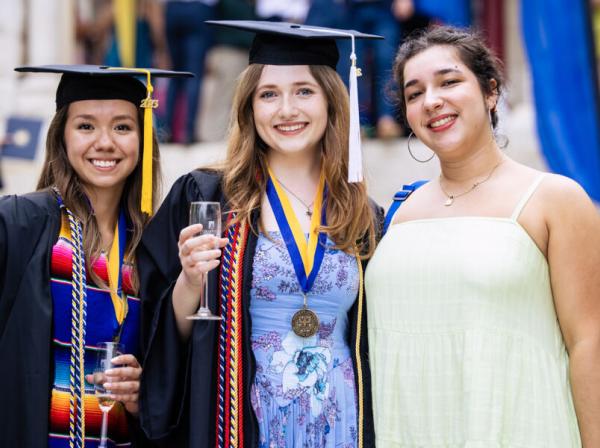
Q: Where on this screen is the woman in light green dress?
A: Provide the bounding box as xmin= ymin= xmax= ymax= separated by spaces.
xmin=365 ymin=26 xmax=600 ymax=447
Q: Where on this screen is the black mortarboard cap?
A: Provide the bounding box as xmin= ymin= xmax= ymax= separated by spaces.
xmin=15 ymin=64 xmax=192 ymax=110
xmin=205 ymin=20 xmax=382 ymax=69
xmin=14 ymin=64 xmax=193 ymax=214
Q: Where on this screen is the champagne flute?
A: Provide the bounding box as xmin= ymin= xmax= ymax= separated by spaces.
xmin=93 ymin=342 xmax=123 ymax=448
xmin=186 ymin=201 xmax=223 ymax=320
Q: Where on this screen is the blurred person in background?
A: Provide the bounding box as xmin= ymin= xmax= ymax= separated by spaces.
xmin=198 ymin=0 xmax=257 ymax=142
xmin=163 ymin=0 xmax=217 ymax=144
xmin=348 ymin=0 xmax=413 ymax=139
xmin=75 ymin=0 xmax=169 ymax=68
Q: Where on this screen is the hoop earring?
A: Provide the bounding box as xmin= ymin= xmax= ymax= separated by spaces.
xmin=407 ymin=132 xmax=435 ymax=163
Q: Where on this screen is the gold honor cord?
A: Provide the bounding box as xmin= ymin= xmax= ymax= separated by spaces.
xmin=107 ymin=211 xmax=128 ymax=326
xmin=354 ymin=251 xmax=365 ymax=448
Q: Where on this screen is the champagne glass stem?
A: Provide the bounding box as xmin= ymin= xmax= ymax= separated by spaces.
xmin=99 ymin=410 xmax=108 ymax=448
xmin=202 ymin=271 xmax=209 ymax=311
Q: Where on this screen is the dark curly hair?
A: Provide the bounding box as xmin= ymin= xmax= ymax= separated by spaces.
xmin=393 ymin=25 xmax=504 ymax=130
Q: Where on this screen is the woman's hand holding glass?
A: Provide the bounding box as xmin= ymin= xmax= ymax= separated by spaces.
xmin=87 ymin=353 xmax=142 ymax=416
xmin=178 ymin=223 xmax=227 ymax=287
xmin=178 ymin=223 xmax=229 ymax=311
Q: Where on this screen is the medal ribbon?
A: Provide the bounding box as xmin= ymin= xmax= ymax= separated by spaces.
xmin=266 ymin=167 xmax=327 ymax=293
xmin=107 ymin=208 xmax=128 ymax=325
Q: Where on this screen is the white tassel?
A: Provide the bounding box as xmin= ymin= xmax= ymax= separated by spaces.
xmin=348 ymin=55 xmax=363 ymax=183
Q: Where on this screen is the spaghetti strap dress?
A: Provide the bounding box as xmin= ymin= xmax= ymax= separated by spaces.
xmin=365 ymin=175 xmax=581 ymax=447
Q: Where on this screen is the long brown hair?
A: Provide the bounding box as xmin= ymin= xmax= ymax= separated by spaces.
xmin=222 ymin=64 xmax=376 ymax=257
xmin=36 ymin=104 xmax=162 ymax=291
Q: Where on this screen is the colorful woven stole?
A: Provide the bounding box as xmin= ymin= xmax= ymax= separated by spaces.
xmin=215 ymin=213 xmax=250 ymax=448
xmin=54 ymin=191 xmax=88 ymax=448
xmin=53 ymin=189 xmax=129 ymax=448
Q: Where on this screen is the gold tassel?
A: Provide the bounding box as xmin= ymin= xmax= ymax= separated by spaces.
xmin=108 ymin=67 xmax=157 ymax=215
xmin=140 ymin=76 xmax=156 ymax=215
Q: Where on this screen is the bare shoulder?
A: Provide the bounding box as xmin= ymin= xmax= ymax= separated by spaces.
xmin=534 ymin=173 xmax=600 ymax=241
xmin=537 ymin=173 xmax=597 ymax=215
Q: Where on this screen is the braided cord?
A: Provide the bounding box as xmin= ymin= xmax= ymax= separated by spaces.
xmin=354 ymin=251 xmax=365 ymax=448
xmin=65 ymin=205 xmax=88 ymax=448
xmin=229 ymin=220 xmax=247 ymax=448
xmin=216 ymin=219 xmax=234 ymax=448
xmin=216 ymin=215 xmax=248 ymax=448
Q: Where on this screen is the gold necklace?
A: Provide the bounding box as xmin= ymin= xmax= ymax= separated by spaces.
xmin=275 ymin=177 xmax=315 ymax=216
xmin=439 ymin=159 xmax=504 ymax=206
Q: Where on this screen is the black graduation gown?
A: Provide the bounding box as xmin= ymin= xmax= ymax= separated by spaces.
xmin=0 ymin=191 xmax=61 ymax=447
xmin=137 ymin=169 xmax=382 ymax=447
xmin=0 ymin=190 xmax=151 ymax=447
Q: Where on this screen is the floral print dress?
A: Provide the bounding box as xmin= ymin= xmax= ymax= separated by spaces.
xmin=250 ymin=231 xmax=359 ymax=448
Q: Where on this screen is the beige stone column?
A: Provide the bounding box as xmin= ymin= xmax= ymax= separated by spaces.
xmin=0 ymin=0 xmax=25 ymax=133
xmin=14 ymin=0 xmax=77 ymax=118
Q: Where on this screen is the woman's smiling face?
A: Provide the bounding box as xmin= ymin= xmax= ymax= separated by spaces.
xmin=64 ymin=99 xmax=140 ymax=199
xmin=252 ymin=65 xmax=328 ymax=159
xmin=403 ymin=45 xmax=497 ymax=160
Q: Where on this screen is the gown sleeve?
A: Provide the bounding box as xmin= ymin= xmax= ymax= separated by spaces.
xmin=0 ymin=193 xmax=55 ymax=334
xmin=137 ymin=171 xmax=213 ymax=443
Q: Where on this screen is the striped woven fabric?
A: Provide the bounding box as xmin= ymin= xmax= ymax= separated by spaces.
xmin=48 ymin=212 xmax=141 ymax=448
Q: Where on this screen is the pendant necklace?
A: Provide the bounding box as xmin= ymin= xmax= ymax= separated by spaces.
xmin=439 ymin=159 xmax=504 ymax=206
xmin=275 ymin=177 xmax=315 ymax=217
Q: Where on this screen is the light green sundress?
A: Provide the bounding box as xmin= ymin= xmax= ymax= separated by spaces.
xmin=365 ymin=176 xmax=581 ymax=447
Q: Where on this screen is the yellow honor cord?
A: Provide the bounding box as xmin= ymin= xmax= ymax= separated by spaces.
xmin=107 ymin=221 xmax=127 ymax=324
xmin=354 ymin=251 xmax=365 ymax=448
xmin=267 ymin=167 xmax=325 ymax=274
xmin=107 ymin=67 xmax=157 ymax=215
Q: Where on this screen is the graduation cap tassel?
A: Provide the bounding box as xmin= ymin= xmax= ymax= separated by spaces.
xmin=283 ymin=25 xmax=370 ymax=182
xmin=135 ymin=69 xmax=157 ymax=215
xmin=348 ymin=42 xmax=363 ymax=183
xmin=140 ymin=89 xmax=155 ymax=215
xmin=106 ymin=66 xmax=158 ymax=215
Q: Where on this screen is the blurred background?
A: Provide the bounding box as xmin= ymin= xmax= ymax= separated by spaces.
xmin=0 ymin=0 xmax=598 ymax=207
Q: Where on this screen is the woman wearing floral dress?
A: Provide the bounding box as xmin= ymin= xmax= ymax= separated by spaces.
xmin=138 ymin=21 xmax=382 ymax=448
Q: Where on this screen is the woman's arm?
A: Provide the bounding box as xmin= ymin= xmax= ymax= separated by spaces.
xmin=172 ymin=224 xmax=228 ymax=339
xmin=545 ymin=176 xmax=600 ymax=446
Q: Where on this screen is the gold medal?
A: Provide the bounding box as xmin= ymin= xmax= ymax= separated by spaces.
xmin=292 ymin=306 xmax=319 ymax=338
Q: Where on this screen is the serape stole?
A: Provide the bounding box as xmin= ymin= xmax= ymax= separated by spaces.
xmin=48 ymin=210 xmax=141 ymax=448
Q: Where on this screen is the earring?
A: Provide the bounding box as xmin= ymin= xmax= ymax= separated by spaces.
xmin=407 ymin=132 xmax=435 ymax=163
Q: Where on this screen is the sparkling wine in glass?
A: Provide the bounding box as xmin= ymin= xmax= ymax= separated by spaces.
xmin=93 ymin=342 xmax=123 ymax=448
xmin=186 ymin=201 xmax=222 ymax=320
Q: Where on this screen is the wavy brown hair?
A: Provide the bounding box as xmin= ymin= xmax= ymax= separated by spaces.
xmin=36 ymin=104 xmax=162 ymax=292
xmin=222 ymin=64 xmax=376 ymax=257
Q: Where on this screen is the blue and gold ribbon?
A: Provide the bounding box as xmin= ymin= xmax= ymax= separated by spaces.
xmin=265 ymin=167 xmax=327 ymax=294
xmin=107 ymin=209 xmax=128 ymax=326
